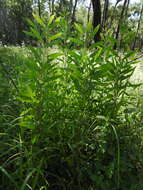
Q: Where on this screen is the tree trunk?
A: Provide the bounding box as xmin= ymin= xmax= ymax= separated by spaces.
xmin=91 ymin=0 xmax=101 ymax=43
xmin=114 ymin=0 xmax=128 ymax=49
xmin=124 ymin=0 xmax=130 ymax=18
xmin=132 ymin=4 xmax=143 ymax=50
xmin=38 ymin=0 xmax=41 ymax=18
xmin=87 ymin=1 xmax=92 ymax=23
xmin=109 ymin=0 xmax=123 ymax=32
xmin=51 ymin=0 xmax=55 ymax=15
xmin=71 ymin=0 xmax=78 ymax=24
xmin=102 ymin=0 xmax=109 ymax=28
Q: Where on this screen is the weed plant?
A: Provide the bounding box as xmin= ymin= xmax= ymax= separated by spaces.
xmin=0 ymin=15 xmax=143 ymax=190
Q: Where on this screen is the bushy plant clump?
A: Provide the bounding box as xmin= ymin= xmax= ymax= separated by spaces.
xmin=0 ymin=15 xmax=143 ymax=190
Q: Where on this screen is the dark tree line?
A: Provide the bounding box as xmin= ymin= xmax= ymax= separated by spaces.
xmin=0 ymin=0 xmax=33 ymax=45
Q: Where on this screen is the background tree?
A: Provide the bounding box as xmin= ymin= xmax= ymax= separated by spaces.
xmin=132 ymin=3 xmax=143 ymax=50
xmin=114 ymin=0 xmax=128 ymax=49
xmin=91 ymin=0 xmax=101 ymax=42
xmin=87 ymin=1 xmax=92 ymax=23
xmin=102 ymin=0 xmax=109 ymax=28
xmin=48 ymin=0 xmax=55 ymax=15
xmin=71 ymin=0 xmax=78 ymax=23
xmin=10 ymin=0 xmax=33 ymax=44
xmin=0 ymin=0 xmax=33 ymax=45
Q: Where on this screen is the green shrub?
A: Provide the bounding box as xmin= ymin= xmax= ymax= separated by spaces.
xmin=0 ymin=15 xmax=143 ymax=190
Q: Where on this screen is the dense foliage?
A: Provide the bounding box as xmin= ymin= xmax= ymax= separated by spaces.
xmin=0 ymin=15 xmax=143 ymax=190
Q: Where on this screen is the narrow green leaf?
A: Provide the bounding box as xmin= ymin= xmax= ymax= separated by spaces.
xmin=48 ymin=15 xmax=55 ymax=25
xmin=30 ymin=27 xmax=42 ymax=40
xmin=94 ymin=47 xmax=103 ymax=61
xmin=75 ymin=23 xmax=84 ymax=34
xmin=69 ymin=38 xmax=84 ymax=45
xmin=49 ymin=33 xmax=62 ymax=41
xmin=48 ymin=52 xmax=63 ymax=60
xmin=26 ymin=18 xmax=35 ymax=27
xmin=93 ymin=25 xmax=100 ymax=36
xmin=33 ymin=13 xmax=45 ymax=27
xmin=55 ymin=17 xmax=61 ymax=23
xmin=19 ymin=122 xmax=35 ymax=129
